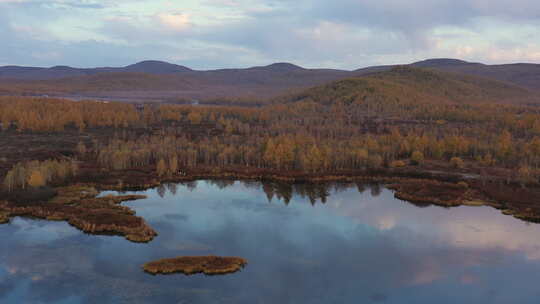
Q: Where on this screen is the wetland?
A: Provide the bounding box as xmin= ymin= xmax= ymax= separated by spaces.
xmin=2 ymin=181 xmax=540 ymax=303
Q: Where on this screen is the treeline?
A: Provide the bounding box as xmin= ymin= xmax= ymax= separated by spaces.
xmin=90 ymin=130 xmax=540 ymax=177
xmin=3 ymin=159 xmax=78 ymax=192
xmin=3 ymin=96 xmax=540 ymax=138
xmin=0 ymin=97 xmax=139 ymax=132
xmin=0 ymin=96 xmax=263 ymax=132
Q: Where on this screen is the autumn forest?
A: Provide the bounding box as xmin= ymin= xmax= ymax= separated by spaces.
xmin=0 ymin=66 xmax=540 ymax=223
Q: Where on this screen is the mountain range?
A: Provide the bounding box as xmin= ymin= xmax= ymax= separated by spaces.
xmin=1 ymin=58 xmax=539 ymax=102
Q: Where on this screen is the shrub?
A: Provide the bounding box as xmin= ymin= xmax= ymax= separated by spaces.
xmin=367 ymin=155 xmax=383 ymax=168
xmin=28 ymin=170 xmax=46 ymax=188
xmin=390 ymin=160 xmax=406 ymax=168
xmin=450 ymin=157 xmax=464 ymax=169
xmin=457 ymin=181 xmax=469 ymax=188
xmin=518 ymin=166 xmax=533 ymax=184
xmin=3 ymin=186 xmax=57 ymax=204
xmin=411 ymin=151 xmax=424 ymax=165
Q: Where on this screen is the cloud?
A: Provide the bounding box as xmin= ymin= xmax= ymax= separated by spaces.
xmin=157 ymin=12 xmax=191 ymax=31
xmin=203 ymin=0 xmax=240 ymax=7
xmin=308 ymin=0 xmax=540 ymax=29
xmin=1 ymin=0 xmax=540 ymax=68
xmin=0 ymin=0 xmax=106 ymax=8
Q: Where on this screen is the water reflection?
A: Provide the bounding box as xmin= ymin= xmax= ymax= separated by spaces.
xmin=2 ymin=181 xmax=540 ymax=303
xmin=172 ymin=180 xmax=372 ymax=205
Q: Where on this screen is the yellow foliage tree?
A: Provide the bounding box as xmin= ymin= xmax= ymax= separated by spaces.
xmin=156 ymin=159 xmax=167 ymax=177
xmin=450 ymin=157 xmax=464 ymax=169
xmin=28 ymin=170 xmax=46 ymax=188
xmin=169 ymin=155 xmax=178 ymax=176
xmin=187 ymin=112 xmax=202 ymax=124
xmin=411 ymin=151 xmax=424 ymax=165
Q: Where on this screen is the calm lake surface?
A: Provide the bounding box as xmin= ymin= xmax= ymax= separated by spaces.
xmin=2 ymin=180 xmax=540 ymax=303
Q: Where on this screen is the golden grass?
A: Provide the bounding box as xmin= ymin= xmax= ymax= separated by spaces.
xmin=462 ymin=200 xmax=485 ymax=207
xmin=0 ymin=212 xmax=8 ymax=224
xmin=143 ymin=256 xmax=248 ymax=276
xmin=0 ymin=184 xmax=156 ymax=242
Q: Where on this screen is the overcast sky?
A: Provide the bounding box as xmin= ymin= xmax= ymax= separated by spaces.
xmin=1 ymin=0 xmax=540 ymax=69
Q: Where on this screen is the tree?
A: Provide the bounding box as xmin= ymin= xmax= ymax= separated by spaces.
xmin=518 ymin=166 xmax=532 ymax=185
xmin=482 ymin=154 xmax=494 ymax=166
xmin=143 ymin=105 xmax=156 ymax=126
xmin=1 ymin=116 xmax=10 ymax=131
xmin=356 ymin=149 xmax=369 ymax=168
xmin=390 ymin=160 xmax=406 ymax=168
xmin=28 ymin=170 xmax=46 ymax=188
xmin=76 ymin=141 xmax=87 ymax=157
xmin=275 ymin=138 xmax=295 ymax=170
xmin=169 ymin=155 xmax=178 ymax=176
xmin=367 ymin=154 xmax=383 ymax=168
xmin=302 ymin=145 xmax=323 ymax=172
xmin=450 ymin=157 xmax=464 ymax=169
xmin=496 ymin=130 xmax=513 ymax=161
xmin=156 ymin=159 xmax=167 ymax=177
xmin=3 ymin=171 xmax=15 ymax=192
xmin=187 ymin=112 xmax=202 ymax=124
xmin=411 ymin=151 xmax=424 ymax=165
xmin=14 ymin=164 xmax=27 ymax=190
xmin=263 ymin=139 xmax=276 ymax=168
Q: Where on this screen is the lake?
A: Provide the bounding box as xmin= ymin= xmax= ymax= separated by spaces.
xmin=1 ymin=180 xmax=540 ymax=303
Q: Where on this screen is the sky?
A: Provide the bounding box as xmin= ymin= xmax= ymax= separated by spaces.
xmin=1 ymin=0 xmax=540 ymax=69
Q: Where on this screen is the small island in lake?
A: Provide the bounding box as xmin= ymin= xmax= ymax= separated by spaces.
xmin=143 ymin=256 xmax=248 ymax=275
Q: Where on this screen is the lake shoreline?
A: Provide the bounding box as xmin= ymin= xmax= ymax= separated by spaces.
xmin=1 ymin=167 xmax=539 ymax=241
xmin=93 ymin=166 xmax=540 ymax=222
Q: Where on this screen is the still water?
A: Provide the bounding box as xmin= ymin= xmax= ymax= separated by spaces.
xmin=1 ymin=180 xmax=540 ymax=303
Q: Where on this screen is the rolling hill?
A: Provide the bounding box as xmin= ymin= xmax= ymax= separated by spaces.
xmin=0 ymin=62 xmax=351 ymax=101
xmin=355 ymin=58 xmax=540 ymax=91
xmin=421 ymin=61 xmax=540 ymax=91
xmin=0 ymin=60 xmax=193 ymax=80
xmin=1 ymin=58 xmax=540 ymax=102
xmin=277 ymin=66 xmax=539 ymax=106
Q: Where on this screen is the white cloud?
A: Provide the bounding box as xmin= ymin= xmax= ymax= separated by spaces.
xmin=157 ymin=12 xmax=191 ymax=31
xmin=204 ymin=0 xmax=240 ymax=7
xmin=2 ymin=0 xmax=540 ymax=67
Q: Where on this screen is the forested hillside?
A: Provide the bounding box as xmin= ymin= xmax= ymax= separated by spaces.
xmin=281 ymin=66 xmax=537 ymax=106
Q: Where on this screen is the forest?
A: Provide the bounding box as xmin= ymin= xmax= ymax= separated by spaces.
xmin=1 ymin=98 xmax=540 ymax=179
xmin=2 ymin=96 xmax=539 ymax=174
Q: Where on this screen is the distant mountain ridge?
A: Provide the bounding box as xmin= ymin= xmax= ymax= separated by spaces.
xmin=411 ymin=58 xmax=481 ymax=67
xmin=0 ymin=60 xmax=194 ymax=80
xmin=0 ymin=61 xmax=313 ymax=80
xmin=2 ymin=58 xmax=540 ymax=91
xmin=1 ymin=58 xmax=540 ymax=101
xmin=248 ymin=62 xmax=305 ymax=72
xmin=0 ymin=61 xmax=352 ymax=100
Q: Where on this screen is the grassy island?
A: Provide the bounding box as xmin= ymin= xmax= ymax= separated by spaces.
xmin=143 ymin=256 xmax=248 ymax=275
